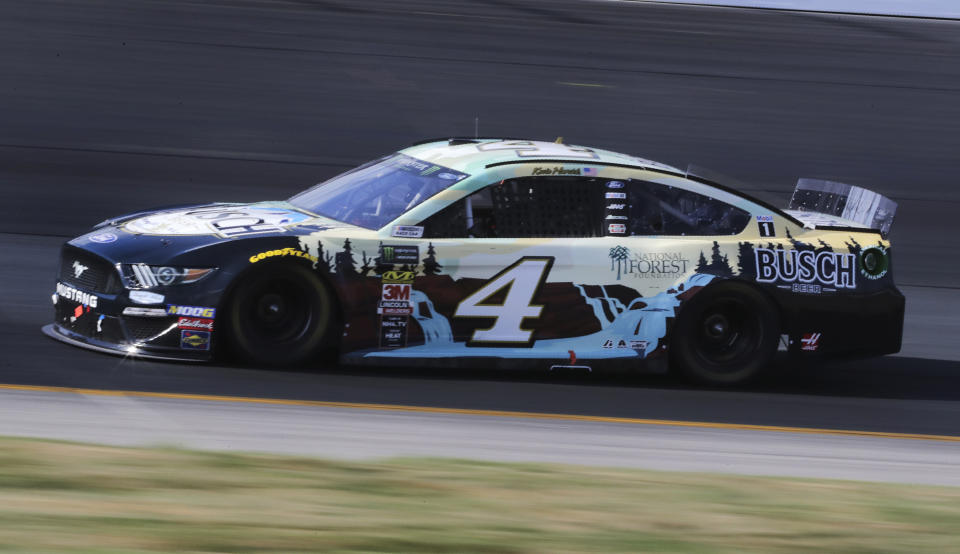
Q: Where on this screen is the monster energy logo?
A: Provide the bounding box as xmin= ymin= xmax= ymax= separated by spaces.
xmin=380 ymin=245 xmax=419 ymax=264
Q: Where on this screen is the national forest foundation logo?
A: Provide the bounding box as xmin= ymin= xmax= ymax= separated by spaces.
xmin=609 ymin=246 xmax=690 ymax=280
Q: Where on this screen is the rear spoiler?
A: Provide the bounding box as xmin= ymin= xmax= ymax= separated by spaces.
xmin=785 ymin=178 xmax=897 ymax=237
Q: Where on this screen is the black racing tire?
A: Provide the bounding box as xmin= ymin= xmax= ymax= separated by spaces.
xmin=670 ymin=282 xmax=779 ymax=386
xmin=223 ymin=263 xmax=336 ymax=366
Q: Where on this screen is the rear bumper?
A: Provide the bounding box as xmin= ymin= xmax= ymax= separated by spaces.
xmin=775 ymin=286 xmax=905 ymax=360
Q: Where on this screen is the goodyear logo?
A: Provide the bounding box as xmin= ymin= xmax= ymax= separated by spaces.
xmin=381 ymin=270 xmax=415 ymax=284
xmin=167 ymin=305 xmax=216 ymax=318
xmin=249 ymin=247 xmax=318 ymax=264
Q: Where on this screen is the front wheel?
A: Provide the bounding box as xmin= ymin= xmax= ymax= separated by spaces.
xmin=670 ymin=282 xmax=779 ymax=385
xmin=223 ymin=263 xmax=336 ymax=366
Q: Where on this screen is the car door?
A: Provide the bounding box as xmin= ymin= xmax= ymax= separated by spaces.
xmin=415 ymin=174 xmax=605 ymax=353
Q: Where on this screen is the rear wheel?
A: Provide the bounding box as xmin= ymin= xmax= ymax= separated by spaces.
xmin=223 ymin=263 xmax=335 ymax=366
xmin=670 ymin=282 xmax=779 ymax=385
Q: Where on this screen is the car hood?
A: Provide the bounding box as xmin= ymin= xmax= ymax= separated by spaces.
xmin=68 ymin=201 xmax=364 ymax=264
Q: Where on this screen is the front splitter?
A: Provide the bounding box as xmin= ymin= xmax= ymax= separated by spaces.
xmin=42 ymin=324 xmax=207 ymax=363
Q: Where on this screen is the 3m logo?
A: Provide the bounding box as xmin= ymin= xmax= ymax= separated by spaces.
xmin=382 ymin=284 xmax=411 ymax=301
xmin=801 ymin=333 xmax=821 ymax=351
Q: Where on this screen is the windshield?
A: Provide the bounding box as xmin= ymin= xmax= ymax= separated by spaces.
xmin=289 ymin=154 xmax=469 ymax=230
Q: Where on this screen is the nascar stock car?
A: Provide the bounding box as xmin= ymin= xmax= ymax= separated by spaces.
xmin=45 ymin=138 xmax=904 ymax=384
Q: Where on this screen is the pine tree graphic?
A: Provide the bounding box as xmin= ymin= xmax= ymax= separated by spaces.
xmin=696 ymin=251 xmax=709 ymax=273
xmin=422 ymin=242 xmax=442 ymax=275
xmin=335 ymin=238 xmax=357 ymax=277
xmin=609 ymin=246 xmax=629 ymax=280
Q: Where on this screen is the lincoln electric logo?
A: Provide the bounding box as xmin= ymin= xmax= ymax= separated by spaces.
xmin=754 ymin=248 xmax=856 ymax=293
xmin=72 ymin=261 xmax=89 ymax=279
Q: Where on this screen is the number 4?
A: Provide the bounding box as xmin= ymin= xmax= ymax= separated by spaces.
xmin=454 ymin=257 xmax=554 ymax=347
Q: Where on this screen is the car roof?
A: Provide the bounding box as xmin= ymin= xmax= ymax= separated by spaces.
xmin=399 ymin=138 xmax=684 ymax=176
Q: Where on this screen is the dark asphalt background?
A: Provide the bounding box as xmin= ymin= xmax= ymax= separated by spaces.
xmin=2 ymin=0 xmax=959 ymax=435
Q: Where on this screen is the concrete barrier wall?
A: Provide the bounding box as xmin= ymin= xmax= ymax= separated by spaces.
xmin=634 ymin=0 xmax=960 ymax=19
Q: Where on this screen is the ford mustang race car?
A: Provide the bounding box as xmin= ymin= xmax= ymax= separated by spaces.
xmin=45 ymin=138 xmax=904 ymax=384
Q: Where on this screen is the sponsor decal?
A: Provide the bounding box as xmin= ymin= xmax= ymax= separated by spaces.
xmin=629 ymin=339 xmax=648 ymax=353
xmin=605 ymin=191 xmax=626 ymax=199
xmin=583 ymin=167 xmax=597 ymax=175
xmin=378 ymin=283 xmax=413 ymax=315
xmin=89 ymin=232 xmax=117 ymax=243
xmin=606 ymin=215 xmax=628 ymax=220
xmin=606 ymin=203 xmax=626 ymax=210
xmin=166 ymin=304 xmax=216 ymax=318
xmin=391 ymin=225 xmax=424 ymax=238
xmin=860 ymin=245 xmax=889 ymax=280
xmin=381 ymin=270 xmax=415 ymax=284
xmin=532 ymin=166 xmax=581 ymax=176
xmin=380 ymin=245 xmax=419 ymax=264
xmin=437 ymin=172 xmax=460 ymax=180
xmin=609 ymin=247 xmax=690 ymax=280
xmin=96 ymin=315 xmax=104 ymax=334
xmin=379 ymin=271 xmax=415 ymax=315
xmin=249 ymin=247 xmax=318 ymax=264
xmin=56 ymin=282 xmax=99 ymax=308
xmin=72 ymin=261 xmax=89 ymax=279
xmin=608 ymin=223 xmax=626 ymax=234
xmin=756 ymin=215 xmax=775 ymax=237
xmin=129 ymin=290 xmax=165 ymax=305
xmin=124 ymin=206 xmax=310 ymax=238
xmin=606 ymin=181 xmax=624 ymax=189
xmin=379 ymin=315 xmax=408 ymax=348
xmin=180 ymin=330 xmax=211 ymax=350
xmin=602 ymin=339 xmax=630 ymax=349
xmin=801 ymin=332 xmax=821 ymax=351
xmin=179 ymin=317 xmax=214 ymax=331
xmin=754 ymin=248 xmax=856 ymax=291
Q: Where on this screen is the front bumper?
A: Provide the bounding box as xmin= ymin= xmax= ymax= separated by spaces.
xmin=43 ymin=324 xmax=206 ymax=362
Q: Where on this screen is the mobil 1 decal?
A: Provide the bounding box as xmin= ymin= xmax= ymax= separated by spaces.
xmin=756 ymin=215 xmax=775 ymax=237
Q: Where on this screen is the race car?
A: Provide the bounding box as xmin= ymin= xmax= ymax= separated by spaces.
xmin=45 ymin=138 xmax=904 ymax=384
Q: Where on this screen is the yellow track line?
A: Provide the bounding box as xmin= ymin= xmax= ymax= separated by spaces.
xmin=2 ymin=382 xmax=958 ymax=443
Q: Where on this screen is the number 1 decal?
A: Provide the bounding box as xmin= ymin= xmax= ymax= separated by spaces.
xmin=454 ymin=257 xmax=554 ymax=347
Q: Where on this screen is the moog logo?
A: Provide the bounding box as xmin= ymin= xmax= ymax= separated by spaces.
xmin=166 ymin=305 xmax=216 ymax=318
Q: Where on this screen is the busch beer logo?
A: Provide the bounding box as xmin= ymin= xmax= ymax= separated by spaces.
xmin=754 ymin=248 xmax=856 ymax=291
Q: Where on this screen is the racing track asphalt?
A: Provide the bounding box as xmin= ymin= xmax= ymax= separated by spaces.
xmin=1 ymin=0 xmax=960 ymax=449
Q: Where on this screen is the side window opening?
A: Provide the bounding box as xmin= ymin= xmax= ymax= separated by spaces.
xmin=627 ymin=181 xmax=751 ymax=236
xmin=424 ymin=176 xmax=605 ymax=238
xmin=423 ymin=177 xmax=751 ymax=238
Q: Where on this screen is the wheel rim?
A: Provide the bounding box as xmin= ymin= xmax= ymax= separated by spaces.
xmin=242 ymin=277 xmax=315 ymax=345
xmin=692 ymin=296 xmax=763 ymax=370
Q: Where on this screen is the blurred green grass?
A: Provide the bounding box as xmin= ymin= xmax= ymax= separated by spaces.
xmin=0 ymin=437 xmax=957 ymax=552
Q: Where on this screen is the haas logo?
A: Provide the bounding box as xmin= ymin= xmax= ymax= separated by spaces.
xmin=72 ymin=261 xmax=89 ymax=278
xmin=800 ymin=333 xmax=821 ymax=351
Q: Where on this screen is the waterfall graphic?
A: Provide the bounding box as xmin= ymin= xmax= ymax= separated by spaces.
xmin=366 ymin=274 xmax=716 ymax=360
xmin=410 ymin=289 xmax=453 ymax=344
xmin=574 ymin=284 xmax=626 ymax=329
